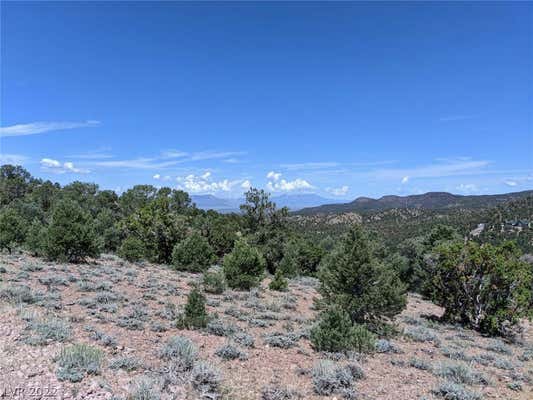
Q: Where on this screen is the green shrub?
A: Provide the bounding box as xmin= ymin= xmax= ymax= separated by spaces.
xmin=223 ymin=239 xmax=265 ymax=290
xmin=269 ymin=269 xmax=288 ymax=291
xmin=0 ymin=207 xmax=26 ymax=253
xmin=310 ymin=307 xmax=376 ymax=353
xmin=25 ymin=218 xmax=47 ymax=256
xmin=56 ymin=344 xmax=103 ymax=382
xmin=118 ymin=236 xmax=146 ymax=262
xmin=176 ymin=287 xmax=209 ymax=329
xmin=279 ymin=238 xmax=324 ymax=277
xmin=202 ymin=268 xmax=226 ymax=294
xmin=430 ymin=240 xmax=532 ymax=337
xmin=44 ymin=200 xmax=101 ymax=262
xmin=318 ymin=225 xmax=407 ymax=330
xmin=172 ymin=232 xmax=216 ymax=272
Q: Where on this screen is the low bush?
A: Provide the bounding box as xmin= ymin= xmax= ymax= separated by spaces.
xmin=159 ymin=336 xmax=198 ymax=371
xmin=176 ymin=287 xmax=209 ymax=329
xmin=432 ymin=381 xmax=481 ymax=400
xmin=310 ymin=307 xmax=375 ymax=353
xmin=269 ymin=269 xmax=288 ymax=292
xmin=202 ymin=267 xmax=226 ymax=294
xmin=191 ymin=361 xmax=221 ymax=399
xmin=215 ymin=342 xmax=248 ymax=360
xmin=56 ymin=344 xmax=103 ymax=382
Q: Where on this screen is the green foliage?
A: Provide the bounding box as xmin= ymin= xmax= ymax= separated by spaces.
xmin=0 ymin=165 xmax=33 ymax=206
xmin=310 ymin=307 xmax=376 ymax=353
xmin=43 ymin=200 xmax=101 ymax=262
xmin=25 ymin=218 xmax=47 ymax=256
xmin=120 ymin=192 xmax=189 ymax=263
xmin=269 ymin=269 xmax=288 ymax=291
xmin=318 ymin=225 xmax=407 ymax=330
xmin=223 ymin=239 xmax=266 ymax=290
xmin=0 ymin=206 xmax=26 ymax=253
xmin=118 ymin=236 xmax=146 ymax=262
xmin=429 ymin=240 xmax=532 ymax=337
xmin=279 ymin=237 xmax=324 ymax=277
xmin=172 ymin=232 xmax=215 ymax=272
xmin=94 ymin=208 xmax=121 ymax=252
xmin=202 ymin=268 xmax=226 ymax=294
xmin=176 ymin=287 xmax=209 ymax=329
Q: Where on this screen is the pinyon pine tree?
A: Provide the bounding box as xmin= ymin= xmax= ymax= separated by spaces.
xmin=318 ymin=225 xmax=407 ymax=330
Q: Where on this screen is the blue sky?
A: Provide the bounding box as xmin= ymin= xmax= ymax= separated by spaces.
xmin=1 ymin=2 xmax=532 ymax=199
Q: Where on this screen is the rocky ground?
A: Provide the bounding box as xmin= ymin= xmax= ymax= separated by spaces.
xmin=0 ymin=253 xmax=531 ymax=400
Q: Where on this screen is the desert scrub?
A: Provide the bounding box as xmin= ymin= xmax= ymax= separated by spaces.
xmin=375 ymin=339 xmax=402 ymax=354
xmin=311 ymin=360 xmax=361 ymax=397
xmin=24 ymin=316 xmax=71 ymax=346
xmin=127 ymin=377 xmax=162 ymax=400
xmin=404 ymin=325 xmax=439 ymax=343
xmin=176 ymin=287 xmax=209 ymax=329
xmin=56 ymin=344 xmax=103 ymax=382
xmin=264 ymin=332 xmax=299 ymax=349
xmin=215 ymin=342 xmax=248 ymax=360
xmin=261 ymin=385 xmax=302 ymax=400
xmin=233 ymin=331 xmax=255 ymax=348
xmin=408 ymin=358 xmax=432 ymax=371
xmin=206 ymin=319 xmax=239 ymax=337
xmin=432 ymin=381 xmax=481 ymax=400
xmin=159 ymin=336 xmax=198 ymax=371
xmin=191 ymin=361 xmax=222 ymax=399
xmin=434 ymin=361 xmax=490 ymax=385
xmin=202 ymin=267 xmax=226 ymax=294
xmin=0 ymin=284 xmax=42 ymax=304
xmin=109 ymin=356 xmax=143 ymax=371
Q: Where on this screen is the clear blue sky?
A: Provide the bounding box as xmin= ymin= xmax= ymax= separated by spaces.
xmin=1 ymin=2 xmax=531 ymax=199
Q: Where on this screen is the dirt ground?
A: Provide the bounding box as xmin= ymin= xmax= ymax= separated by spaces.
xmin=0 ymin=253 xmax=531 ymax=400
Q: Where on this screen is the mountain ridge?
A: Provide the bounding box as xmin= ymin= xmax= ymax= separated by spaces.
xmin=296 ymin=190 xmax=533 ymax=215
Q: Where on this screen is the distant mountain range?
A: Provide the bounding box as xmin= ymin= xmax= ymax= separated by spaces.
xmin=191 ymin=193 xmax=342 ymax=213
xmin=296 ymin=190 xmax=533 ymax=215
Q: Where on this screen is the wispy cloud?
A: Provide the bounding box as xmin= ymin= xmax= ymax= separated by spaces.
xmin=85 ymin=149 xmax=245 ymax=170
xmin=40 ymin=158 xmax=89 ymax=174
xmin=0 ymin=120 xmax=100 ymax=137
xmin=68 ymin=147 xmax=113 ymax=160
xmin=369 ymin=158 xmax=491 ymax=180
xmin=327 ymin=185 xmax=349 ymax=196
xmin=280 ymin=162 xmax=340 ymax=171
xmin=0 ymin=153 xmax=28 ymax=165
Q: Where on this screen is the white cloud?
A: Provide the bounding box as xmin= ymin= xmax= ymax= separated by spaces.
xmin=267 ymin=178 xmax=314 ymax=192
xmin=266 ymin=171 xmax=282 ymax=181
xmin=504 ymin=180 xmax=518 ymax=187
xmin=0 ymin=153 xmax=28 ymax=165
xmin=456 ymin=183 xmax=479 ymax=194
xmin=153 ymin=174 xmax=161 ymax=180
xmin=40 ymin=158 xmax=89 ymax=174
xmin=327 ymin=185 xmax=349 ymax=196
xmin=176 ymin=172 xmax=241 ymax=194
xmin=0 ymin=120 xmax=100 ymax=137
xmin=401 ymin=176 xmax=409 ymax=184
xmin=241 ymin=180 xmax=252 ymax=189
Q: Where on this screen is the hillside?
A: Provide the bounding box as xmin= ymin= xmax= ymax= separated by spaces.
xmin=1 ymin=253 xmax=531 ymax=400
xmin=297 ymin=190 xmax=533 ymax=215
